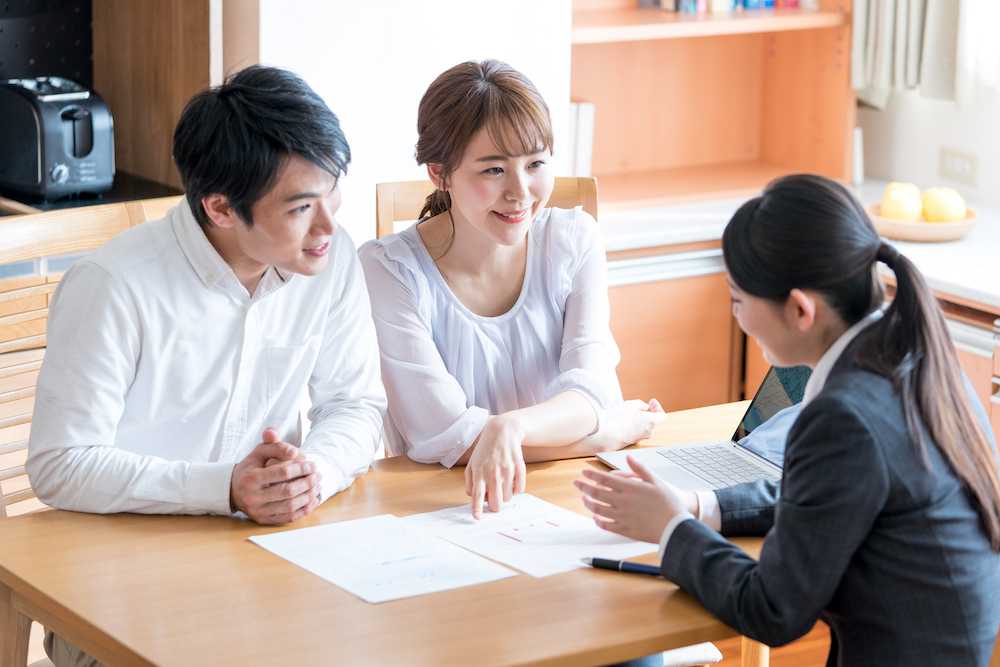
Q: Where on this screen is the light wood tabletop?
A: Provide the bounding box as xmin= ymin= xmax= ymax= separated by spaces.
xmin=0 ymin=401 xmax=761 ymax=666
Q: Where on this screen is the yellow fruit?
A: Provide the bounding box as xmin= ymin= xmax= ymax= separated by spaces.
xmin=880 ymin=182 xmax=923 ymax=221
xmin=921 ymin=187 xmax=966 ymax=222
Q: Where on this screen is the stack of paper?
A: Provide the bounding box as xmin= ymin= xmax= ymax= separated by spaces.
xmin=250 ymin=495 xmax=657 ymax=604
xmin=250 ymin=514 xmax=514 ymax=603
xmin=402 ymin=494 xmax=656 ymax=578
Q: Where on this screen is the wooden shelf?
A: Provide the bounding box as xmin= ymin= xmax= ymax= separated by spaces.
xmin=572 ymin=8 xmax=845 ymax=44
xmin=0 ymin=197 xmax=42 ymax=216
xmin=596 ymin=161 xmax=792 ymax=210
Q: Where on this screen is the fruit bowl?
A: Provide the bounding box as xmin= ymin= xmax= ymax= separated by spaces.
xmin=866 ymin=203 xmax=977 ymax=242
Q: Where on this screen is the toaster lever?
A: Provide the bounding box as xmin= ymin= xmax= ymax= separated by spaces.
xmin=61 ymin=106 xmax=94 ymax=158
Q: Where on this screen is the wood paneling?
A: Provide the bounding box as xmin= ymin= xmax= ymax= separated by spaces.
xmin=610 ymin=272 xmax=736 ymax=410
xmin=572 ymin=35 xmax=764 ymax=176
xmin=760 ymin=23 xmax=854 ymax=179
xmin=92 ymin=0 xmax=213 ymax=189
xmin=223 ymin=0 xmax=260 ymax=76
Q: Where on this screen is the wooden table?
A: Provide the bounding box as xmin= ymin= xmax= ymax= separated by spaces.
xmin=0 ymin=401 xmax=765 ymax=666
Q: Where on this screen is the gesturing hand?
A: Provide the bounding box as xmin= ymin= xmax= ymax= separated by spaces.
xmin=573 ymin=454 xmax=696 ymax=544
xmin=230 ymin=428 xmax=322 ymax=525
xmin=465 ymin=417 xmax=527 ymax=519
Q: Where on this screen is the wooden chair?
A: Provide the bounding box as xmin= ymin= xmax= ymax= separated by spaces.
xmin=374 ymin=176 xmax=599 ymax=239
xmin=0 ymin=195 xmax=182 ymax=667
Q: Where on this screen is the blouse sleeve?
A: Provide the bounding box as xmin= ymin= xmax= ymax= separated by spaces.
xmin=545 ymin=209 xmax=624 ymax=409
xmin=359 ymin=241 xmax=489 ymax=468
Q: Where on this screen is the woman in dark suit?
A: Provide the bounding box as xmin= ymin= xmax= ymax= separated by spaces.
xmin=576 ymin=174 xmax=1000 ymax=667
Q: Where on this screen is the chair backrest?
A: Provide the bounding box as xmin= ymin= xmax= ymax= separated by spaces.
xmin=375 ymin=176 xmax=598 ymax=239
xmin=0 ymin=349 xmax=44 ymax=517
xmin=0 ymin=195 xmax=183 ymax=517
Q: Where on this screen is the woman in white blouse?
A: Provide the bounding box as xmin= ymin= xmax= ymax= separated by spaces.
xmin=360 ymin=60 xmax=664 ymax=519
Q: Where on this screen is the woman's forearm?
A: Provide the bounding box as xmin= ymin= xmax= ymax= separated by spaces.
xmin=503 ymin=390 xmax=597 ymax=447
xmin=454 ymin=392 xmax=597 ymax=465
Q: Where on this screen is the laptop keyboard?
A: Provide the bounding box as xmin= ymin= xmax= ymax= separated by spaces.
xmin=658 ymin=444 xmax=780 ymax=488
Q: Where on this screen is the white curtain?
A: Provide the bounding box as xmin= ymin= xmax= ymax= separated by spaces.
xmin=956 ymin=0 xmax=1000 ymax=104
xmin=852 ymin=0 xmax=1000 ymax=108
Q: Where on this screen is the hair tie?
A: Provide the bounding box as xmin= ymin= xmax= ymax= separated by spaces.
xmin=877 ymin=242 xmax=900 ymax=266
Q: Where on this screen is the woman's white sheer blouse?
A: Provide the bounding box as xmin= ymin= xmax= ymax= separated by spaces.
xmin=359 ymin=207 xmax=623 ymax=467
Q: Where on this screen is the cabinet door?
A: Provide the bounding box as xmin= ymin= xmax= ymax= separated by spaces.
xmin=955 ymin=345 xmax=994 ymax=413
xmin=991 ymin=390 xmax=1000 ymax=445
xmin=744 ymin=335 xmax=770 ymax=399
xmin=609 ymin=272 xmax=737 ymax=411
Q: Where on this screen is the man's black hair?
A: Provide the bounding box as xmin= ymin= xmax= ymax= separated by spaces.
xmin=172 ymin=65 xmax=350 ymax=227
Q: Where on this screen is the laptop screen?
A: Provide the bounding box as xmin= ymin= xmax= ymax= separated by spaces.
xmin=731 ymin=365 xmax=812 ymax=468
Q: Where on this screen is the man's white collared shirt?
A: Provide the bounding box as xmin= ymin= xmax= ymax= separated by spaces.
xmin=27 ymin=202 xmax=386 ymax=515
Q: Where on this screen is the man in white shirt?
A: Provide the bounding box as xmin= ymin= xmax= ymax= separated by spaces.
xmin=27 ymin=65 xmax=386 ymax=667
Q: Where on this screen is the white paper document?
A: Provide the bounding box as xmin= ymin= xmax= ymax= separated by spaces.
xmin=249 ymin=514 xmax=515 ymax=603
xmin=401 ymin=494 xmax=656 ymax=578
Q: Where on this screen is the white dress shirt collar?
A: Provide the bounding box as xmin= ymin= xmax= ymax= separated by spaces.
xmin=803 ymin=308 xmax=884 ymax=404
xmin=170 ymin=201 xmax=290 ymax=299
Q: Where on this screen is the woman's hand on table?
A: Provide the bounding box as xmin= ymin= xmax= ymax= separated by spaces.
xmin=585 ymin=399 xmax=666 ymax=454
xmin=574 ymin=454 xmax=697 ymax=544
xmin=465 ymin=415 xmax=527 ymax=518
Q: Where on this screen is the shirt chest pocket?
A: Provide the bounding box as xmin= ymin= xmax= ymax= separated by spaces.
xmin=262 ymin=335 xmax=321 ymax=407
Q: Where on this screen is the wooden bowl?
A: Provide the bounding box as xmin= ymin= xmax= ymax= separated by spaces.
xmin=866 ymin=203 xmax=977 ymax=242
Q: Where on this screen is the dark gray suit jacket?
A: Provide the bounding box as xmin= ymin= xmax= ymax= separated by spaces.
xmin=660 ymin=341 xmax=1000 ymax=666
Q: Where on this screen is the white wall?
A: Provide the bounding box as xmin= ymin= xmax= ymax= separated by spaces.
xmin=257 ymin=0 xmax=573 ymax=244
xmin=858 ymin=89 xmax=1000 ymax=206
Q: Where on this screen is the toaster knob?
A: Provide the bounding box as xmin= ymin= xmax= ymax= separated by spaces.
xmin=50 ymin=163 xmax=70 ymax=184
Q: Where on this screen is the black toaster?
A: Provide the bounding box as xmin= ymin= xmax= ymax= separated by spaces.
xmin=0 ymin=76 xmax=115 ymax=198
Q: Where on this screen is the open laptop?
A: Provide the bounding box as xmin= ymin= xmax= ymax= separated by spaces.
xmin=597 ymin=365 xmax=812 ymax=491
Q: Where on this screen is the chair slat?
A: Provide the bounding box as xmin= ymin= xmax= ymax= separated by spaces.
xmin=0 ymin=202 xmax=132 ymax=265
xmin=0 ymin=283 xmax=57 ymax=306
xmin=0 ymin=386 xmax=34 ymax=404
xmin=0 ymin=439 xmax=28 ymax=456
xmin=0 ymin=335 xmax=45 ymax=355
xmin=0 ymin=363 xmax=42 ymax=383
xmin=0 ymin=275 xmax=45 ymax=294
xmin=0 ymin=413 xmax=32 ymax=431
xmin=0 ymin=308 xmax=48 ymax=328
xmin=0 ymin=464 xmax=25 ymax=482
xmin=3 ymin=487 xmax=36 ymax=506
xmin=0 ymin=317 xmax=46 ymax=344
xmin=0 ymin=348 xmax=45 ymax=370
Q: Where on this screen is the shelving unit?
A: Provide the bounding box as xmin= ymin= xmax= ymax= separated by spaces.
xmin=572 ymin=0 xmax=854 ymax=208
xmin=573 ymin=6 xmax=845 ymax=44
xmin=586 ymin=0 xmax=854 ymax=421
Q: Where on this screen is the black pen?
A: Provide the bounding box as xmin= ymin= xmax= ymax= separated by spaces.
xmin=583 ymin=557 xmax=661 ymax=577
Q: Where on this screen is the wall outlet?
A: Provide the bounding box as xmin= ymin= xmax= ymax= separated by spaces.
xmin=939 ymin=147 xmax=978 ymax=187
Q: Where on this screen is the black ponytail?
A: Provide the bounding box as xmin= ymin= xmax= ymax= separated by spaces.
xmin=723 ymin=174 xmax=1000 ymax=550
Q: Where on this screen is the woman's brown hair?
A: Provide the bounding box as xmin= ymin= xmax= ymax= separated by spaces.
xmin=723 ymin=174 xmax=1000 ymax=551
xmin=414 ymin=60 xmax=554 ymax=222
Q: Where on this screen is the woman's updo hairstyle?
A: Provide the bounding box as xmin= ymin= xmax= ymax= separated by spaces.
xmin=414 ymin=60 xmax=554 ymax=221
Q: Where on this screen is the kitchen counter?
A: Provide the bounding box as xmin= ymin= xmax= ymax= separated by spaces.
xmin=601 ymin=181 xmax=1000 ymax=313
